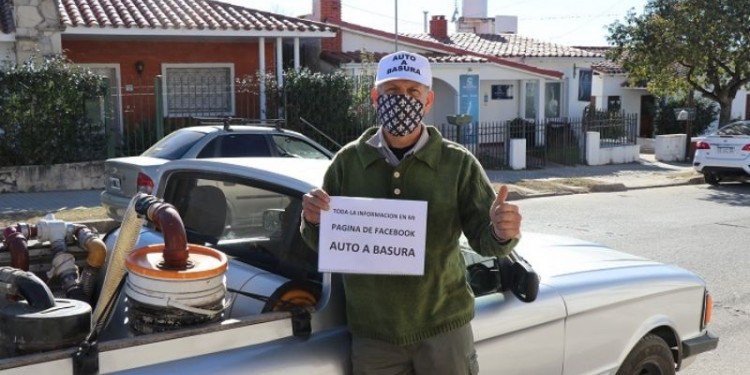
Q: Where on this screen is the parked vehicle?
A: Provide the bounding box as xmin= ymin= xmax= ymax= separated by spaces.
xmin=100 ymin=123 xmax=333 ymax=221
xmin=693 ymin=120 xmax=750 ymax=185
xmin=0 ymin=158 xmax=717 ymax=374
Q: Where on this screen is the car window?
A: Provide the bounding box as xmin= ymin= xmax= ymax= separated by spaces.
xmin=716 ymin=122 xmax=750 ymax=136
xmin=163 ymin=172 xmax=318 ymax=281
xmin=272 ymin=135 xmax=331 ymax=160
xmin=197 ymin=134 xmax=272 ymax=158
xmin=141 ymin=130 xmax=204 ymax=159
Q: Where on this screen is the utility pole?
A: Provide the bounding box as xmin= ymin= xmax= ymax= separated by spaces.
xmin=394 ymin=0 xmax=399 ymax=51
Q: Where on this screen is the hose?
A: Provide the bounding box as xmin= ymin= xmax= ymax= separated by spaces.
xmin=0 ymin=266 xmax=55 ymax=310
xmin=92 ymin=194 xmax=146 ymax=326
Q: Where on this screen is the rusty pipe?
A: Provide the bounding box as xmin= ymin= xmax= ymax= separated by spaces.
xmin=74 ymin=225 xmax=107 ymax=268
xmin=3 ymin=224 xmax=36 ymax=271
xmin=74 ymin=225 xmax=107 ymax=300
xmin=136 ymin=196 xmax=189 ymax=270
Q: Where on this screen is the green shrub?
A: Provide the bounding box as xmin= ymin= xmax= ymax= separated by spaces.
xmin=654 ymin=97 xmax=717 ymax=136
xmin=0 ymin=56 xmax=106 ymax=166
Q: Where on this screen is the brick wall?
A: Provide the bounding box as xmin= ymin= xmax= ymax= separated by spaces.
xmin=316 ymin=0 xmax=342 ymax=52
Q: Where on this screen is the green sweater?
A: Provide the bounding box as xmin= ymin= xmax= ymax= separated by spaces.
xmin=301 ymin=126 xmax=517 ymax=345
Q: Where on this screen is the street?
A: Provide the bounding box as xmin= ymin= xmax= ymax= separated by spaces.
xmin=518 ymin=183 xmax=750 ymax=374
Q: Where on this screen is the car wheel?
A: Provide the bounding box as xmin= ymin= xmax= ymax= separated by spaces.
xmin=704 ymin=172 xmax=720 ymax=186
xmin=616 ymin=334 xmax=675 ymax=375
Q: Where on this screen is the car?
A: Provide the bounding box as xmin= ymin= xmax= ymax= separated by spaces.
xmin=100 ymin=122 xmax=333 ymax=221
xmin=693 ymin=120 xmax=750 ymax=185
xmin=0 ymin=158 xmax=717 ymax=374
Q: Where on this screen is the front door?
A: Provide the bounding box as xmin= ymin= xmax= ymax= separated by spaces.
xmin=639 ymin=95 xmax=656 ymax=137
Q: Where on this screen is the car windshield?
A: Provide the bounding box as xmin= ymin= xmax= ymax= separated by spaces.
xmin=716 ymin=122 xmax=750 ymax=136
xmin=141 ymin=130 xmax=204 ymax=159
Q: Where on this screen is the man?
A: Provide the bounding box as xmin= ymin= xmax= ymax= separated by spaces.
xmin=300 ymin=51 xmax=522 ymax=375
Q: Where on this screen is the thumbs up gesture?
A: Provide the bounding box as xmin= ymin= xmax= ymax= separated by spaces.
xmin=490 ymin=185 xmax=522 ymax=242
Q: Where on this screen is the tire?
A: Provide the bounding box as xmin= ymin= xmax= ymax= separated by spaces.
xmin=616 ymin=334 xmax=675 ymax=375
xmin=704 ymin=172 xmax=720 ymax=186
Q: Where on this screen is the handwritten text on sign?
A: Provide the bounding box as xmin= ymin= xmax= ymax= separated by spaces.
xmin=319 ymin=197 xmax=427 ymax=275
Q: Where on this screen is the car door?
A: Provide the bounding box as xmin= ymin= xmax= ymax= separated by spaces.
xmin=468 ymin=254 xmax=567 ymax=374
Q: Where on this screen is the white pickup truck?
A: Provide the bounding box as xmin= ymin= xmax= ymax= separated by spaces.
xmin=0 ymin=157 xmax=717 ymax=375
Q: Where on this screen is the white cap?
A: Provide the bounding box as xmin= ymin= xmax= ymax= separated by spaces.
xmin=374 ymin=51 xmax=432 ymax=88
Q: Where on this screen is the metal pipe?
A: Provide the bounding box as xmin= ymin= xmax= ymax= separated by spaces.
xmin=136 ymin=196 xmax=189 ymax=270
xmin=2 ymin=225 xmax=33 ymax=271
xmin=74 ymin=225 xmax=107 ymax=300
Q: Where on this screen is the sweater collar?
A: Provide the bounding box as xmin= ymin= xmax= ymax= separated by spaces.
xmin=356 ymin=126 xmax=443 ymax=170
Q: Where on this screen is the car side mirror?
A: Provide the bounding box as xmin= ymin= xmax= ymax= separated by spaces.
xmin=507 ymin=257 xmax=539 ymax=303
xmin=262 ymin=209 xmax=285 ymax=232
xmin=466 ymin=258 xmax=503 ymax=297
xmin=465 ymin=253 xmax=540 ymax=302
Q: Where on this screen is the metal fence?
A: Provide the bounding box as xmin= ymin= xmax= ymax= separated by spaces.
xmin=100 ymin=76 xmax=636 ymax=171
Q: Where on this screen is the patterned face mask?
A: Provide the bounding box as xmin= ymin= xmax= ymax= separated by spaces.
xmin=377 ymin=95 xmax=425 ymax=137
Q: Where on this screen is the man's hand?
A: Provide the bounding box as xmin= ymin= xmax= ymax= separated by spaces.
xmin=490 ymin=185 xmax=521 ymax=241
xmin=302 ymin=188 xmax=331 ymax=225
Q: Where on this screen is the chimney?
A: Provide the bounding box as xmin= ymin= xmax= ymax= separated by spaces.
xmin=313 ymin=0 xmax=341 ymax=23
xmin=314 ymin=0 xmax=342 ymax=52
xmin=429 ymin=15 xmax=448 ymax=38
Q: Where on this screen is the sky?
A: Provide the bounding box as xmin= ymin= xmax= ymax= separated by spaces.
xmin=223 ymin=0 xmax=650 ymax=47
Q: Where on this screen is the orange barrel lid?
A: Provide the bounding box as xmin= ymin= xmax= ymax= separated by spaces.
xmin=126 ymin=244 xmax=228 ymax=280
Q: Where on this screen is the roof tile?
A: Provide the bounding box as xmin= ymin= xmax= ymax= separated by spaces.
xmin=402 ymin=32 xmax=603 ymax=58
xmin=58 ymin=0 xmax=337 ymax=33
xmin=320 ymin=50 xmax=490 ymax=65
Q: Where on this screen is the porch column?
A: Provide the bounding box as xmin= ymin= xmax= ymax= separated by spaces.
xmin=276 ymin=37 xmax=284 ymax=87
xmin=259 ymin=37 xmax=266 ymax=120
xmin=294 ymin=38 xmax=301 ymax=71
xmin=537 ymin=79 xmax=546 ymax=146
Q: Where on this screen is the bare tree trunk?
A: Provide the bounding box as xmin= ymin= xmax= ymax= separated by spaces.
xmin=718 ymin=100 xmax=733 ymax=126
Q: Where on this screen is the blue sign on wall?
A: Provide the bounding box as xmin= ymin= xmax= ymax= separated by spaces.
xmin=459 ymin=74 xmax=479 ymax=145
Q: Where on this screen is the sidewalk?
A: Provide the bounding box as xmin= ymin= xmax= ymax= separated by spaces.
xmin=0 ymin=154 xmax=703 ymax=217
xmin=487 ymin=153 xmax=703 ymax=199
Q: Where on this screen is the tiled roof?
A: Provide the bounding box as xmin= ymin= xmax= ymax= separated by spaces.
xmin=591 ymin=60 xmax=627 ymax=75
xmin=0 ymin=0 xmax=14 ymax=35
xmin=321 ymin=50 xmax=489 ymax=65
xmin=58 ymin=0 xmax=336 ymax=33
xmin=573 ymin=46 xmax=611 ymax=56
xmin=336 ymin=21 xmax=563 ymax=78
xmin=402 ymin=33 xmax=603 ymax=58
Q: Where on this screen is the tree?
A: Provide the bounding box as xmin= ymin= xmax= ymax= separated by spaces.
xmin=607 ymin=0 xmax=750 ymax=125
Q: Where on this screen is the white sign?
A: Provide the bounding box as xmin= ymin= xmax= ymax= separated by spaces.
xmin=318 ymin=196 xmax=428 ymax=275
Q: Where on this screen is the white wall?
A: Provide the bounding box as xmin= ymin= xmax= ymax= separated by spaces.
xmin=342 ymin=32 xmax=432 ymax=54
xmin=427 ymin=78 xmax=457 ymax=126
xmin=480 ymin=80 xmax=518 ymax=122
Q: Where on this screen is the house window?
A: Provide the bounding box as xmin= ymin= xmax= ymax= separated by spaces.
xmin=578 ymin=70 xmax=592 ymax=101
xmin=545 ymin=82 xmax=562 ymax=118
xmin=162 ymin=64 xmax=235 ymax=117
xmin=607 ymin=96 xmax=622 ymax=112
xmin=525 ymin=81 xmax=537 ymax=119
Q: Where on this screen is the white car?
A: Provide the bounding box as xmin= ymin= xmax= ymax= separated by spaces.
xmin=693 ymin=120 xmax=750 ymax=185
xmin=100 ymin=124 xmax=333 ymax=221
xmin=0 ymin=158 xmax=717 ymax=374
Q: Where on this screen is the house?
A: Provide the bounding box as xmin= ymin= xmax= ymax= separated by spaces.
xmin=55 ymin=0 xmax=337 ymax=154
xmin=309 ymin=0 xmax=607 ymax=128
xmin=586 ymin=47 xmax=750 ymax=137
xmin=307 ymin=0 xmax=643 ymax=167
xmin=0 ymin=0 xmax=63 ymax=67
